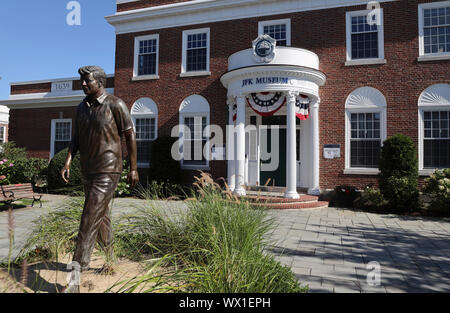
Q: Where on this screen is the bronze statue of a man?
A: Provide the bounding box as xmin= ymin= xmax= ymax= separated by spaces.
xmin=61 ymin=66 xmax=139 ymax=275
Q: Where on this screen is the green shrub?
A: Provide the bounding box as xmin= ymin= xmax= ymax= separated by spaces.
xmin=9 ymin=158 xmax=49 ymax=185
xmin=0 ymin=142 xmax=27 ymax=160
xmin=116 ymin=160 xmax=132 ymax=197
xmin=47 ymin=148 xmax=83 ymax=191
xmin=334 ymin=185 xmax=359 ymax=208
xmin=0 ymin=141 xmax=49 ymax=185
xmin=150 ymin=136 xmax=181 ymax=183
xmin=379 ymin=134 xmax=419 ymax=212
xmin=423 ymin=168 xmax=450 ymax=215
xmin=354 ymin=186 xmax=388 ymax=211
xmin=0 ymin=158 xmax=15 ymax=185
xmin=133 ymin=179 xmax=183 ymax=200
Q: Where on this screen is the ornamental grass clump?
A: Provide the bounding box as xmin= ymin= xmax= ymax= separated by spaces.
xmin=15 ymin=197 xmax=84 ymax=264
xmin=114 ymin=173 xmax=306 ymax=293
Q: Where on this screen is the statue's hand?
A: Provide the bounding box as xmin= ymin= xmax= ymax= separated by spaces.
xmin=61 ymin=166 xmax=70 ymax=184
xmin=127 ymin=170 xmax=139 ymax=188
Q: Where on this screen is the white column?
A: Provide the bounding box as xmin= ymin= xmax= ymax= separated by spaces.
xmin=226 ymin=99 xmax=235 ymax=192
xmin=308 ymin=99 xmax=321 ymax=195
xmin=285 ymin=91 xmax=300 ymax=199
xmin=234 ymin=94 xmax=246 ymax=196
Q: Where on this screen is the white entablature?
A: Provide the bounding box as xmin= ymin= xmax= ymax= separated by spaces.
xmin=107 ymin=0 xmax=397 ymax=34
xmin=221 ymin=47 xmax=326 ymax=100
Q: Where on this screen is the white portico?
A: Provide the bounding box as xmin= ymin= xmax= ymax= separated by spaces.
xmin=221 ymin=38 xmax=326 ymax=198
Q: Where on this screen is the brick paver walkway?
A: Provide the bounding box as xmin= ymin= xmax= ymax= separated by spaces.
xmin=267 ymin=207 xmax=450 ymax=293
xmin=1 ymin=195 xmax=449 ymax=292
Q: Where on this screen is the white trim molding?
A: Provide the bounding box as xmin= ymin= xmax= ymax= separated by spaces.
xmin=181 ymin=28 xmax=210 ymax=76
xmin=418 ymin=1 xmax=450 ymax=61
xmin=345 ymin=9 xmax=385 ymax=65
xmin=131 ymin=97 xmax=159 ymax=168
xmin=344 ymin=87 xmax=387 ymax=174
xmin=133 ymin=33 xmax=159 ymax=79
xmin=179 ymin=95 xmax=211 ymax=170
xmin=50 ymin=119 xmax=72 ymax=159
xmin=0 ymin=126 xmax=6 ymax=144
xmin=258 ymin=18 xmax=291 ymax=46
xmin=106 ymin=0 xmax=397 ymax=35
xmin=418 ymin=83 xmax=450 ymax=173
xmin=0 ymin=88 xmax=114 ymax=109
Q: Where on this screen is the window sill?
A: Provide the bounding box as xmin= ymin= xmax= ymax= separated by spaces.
xmin=345 ymin=59 xmax=387 ymax=66
xmin=179 ymin=71 xmax=211 ymax=78
xmin=419 ymin=169 xmax=439 ymax=176
xmin=343 ymin=168 xmax=380 ymax=175
xmin=417 ymin=54 xmax=450 ymax=62
xmin=131 ymin=75 xmax=159 ymax=81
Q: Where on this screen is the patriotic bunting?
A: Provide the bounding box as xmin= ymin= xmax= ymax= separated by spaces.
xmin=246 ymin=92 xmax=286 ymax=117
xmin=296 ymin=94 xmax=310 ymax=120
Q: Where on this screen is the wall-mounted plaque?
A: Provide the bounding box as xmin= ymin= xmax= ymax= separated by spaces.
xmin=324 ymin=144 xmax=341 ymax=159
xmin=51 ymin=81 xmax=73 ymax=93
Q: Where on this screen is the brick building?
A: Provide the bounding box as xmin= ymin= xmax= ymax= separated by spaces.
xmin=2 ymin=0 xmax=450 ymax=197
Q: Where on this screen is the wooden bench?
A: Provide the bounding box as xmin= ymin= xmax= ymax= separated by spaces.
xmin=0 ymin=183 xmax=43 ymax=208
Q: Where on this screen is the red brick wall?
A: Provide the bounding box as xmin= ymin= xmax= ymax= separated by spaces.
xmin=8 ymin=107 xmax=78 ymax=159
xmin=114 ymin=0 xmax=450 ymax=188
xmin=117 ymin=0 xmax=192 ymax=12
xmin=11 ymin=83 xmax=51 ymax=95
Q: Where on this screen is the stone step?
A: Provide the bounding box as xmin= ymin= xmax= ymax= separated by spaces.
xmin=246 ymin=185 xmax=310 ymax=193
xmin=248 ymin=201 xmax=329 ymax=210
xmin=239 ymin=195 xmax=319 ymax=203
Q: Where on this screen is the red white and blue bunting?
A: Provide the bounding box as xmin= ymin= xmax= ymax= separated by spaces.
xmin=296 ymin=94 xmax=310 ymax=120
xmin=246 ymin=92 xmax=286 ymax=117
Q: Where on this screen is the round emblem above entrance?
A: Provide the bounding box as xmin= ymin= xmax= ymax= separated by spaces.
xmin=255 ymin=39 xmax=273 ymax=57
xmin=252 ymin=35 xmax=276 ymax=63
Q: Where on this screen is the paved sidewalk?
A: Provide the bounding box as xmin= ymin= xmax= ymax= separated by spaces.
xmin=1 ymin=194 xmax=449 ymax=293
xmin=267 ymin=208 xmax=450 ymax=293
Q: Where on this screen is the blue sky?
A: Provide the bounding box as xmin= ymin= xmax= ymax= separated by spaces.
xmin=0 ymin=0 xmax=117 ymax=100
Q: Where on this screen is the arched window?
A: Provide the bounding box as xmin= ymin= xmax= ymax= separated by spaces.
xmin=179 ymin=95 xmax=210 ymax=169
xmin=344 ymin=87 xmax=387 ymax=174
xmin=131 ymin=98 xmax=158 ymax=168
xmin=418 ymin=84 xmax=450 ymax=172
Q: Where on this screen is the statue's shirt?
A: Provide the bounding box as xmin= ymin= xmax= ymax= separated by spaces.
xmin=69 ymin=92 xmax=134 ymax=176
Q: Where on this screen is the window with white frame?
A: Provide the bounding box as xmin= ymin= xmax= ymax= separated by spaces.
xmin=258 ymin=19 xmax=291 ymax=46
xmin=418 ymin=84 xmax=450 ymax=171
xmin=179 ymin=95 xmax=210 ymax=169
xmin=346 ymin=9 xmax=384 ymax=62
xmin=0 ymin=127 xmax=5 ymax=144
xmin=349 ymin=112 xmax=381 ymax=168
xmin=418 ymin=1 xmax=450 ymax=57
xmin=131 ymin=98 xmax=158 ymax=168
xmin=182 ymin=28 xmax=210 ymax=74
xmin=345 ymin=87 xmax=387 ymax=173
xmin=183 ymin=116 xmax=208 ymax=166
xmin=423 ymin=111 xmax=450 ymax=168
xmin=51 ymin=119 xmax=71 ymax=158
xmin=134 ymin=34 xmax=159 ymax=78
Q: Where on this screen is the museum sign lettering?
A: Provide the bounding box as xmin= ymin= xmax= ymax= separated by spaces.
xmin=242 ymin=77 xmax=289 ymax=87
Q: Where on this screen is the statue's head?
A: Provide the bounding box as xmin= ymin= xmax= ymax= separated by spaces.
xmin=78 ymin=65 xmax=107 ymax=96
